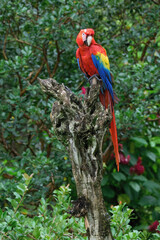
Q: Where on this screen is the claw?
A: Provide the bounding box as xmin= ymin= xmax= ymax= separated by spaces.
xmin=88 ymin=74 xmax=102 ymax=85
xmin=65 ymin=86 xmax=72 ymax=93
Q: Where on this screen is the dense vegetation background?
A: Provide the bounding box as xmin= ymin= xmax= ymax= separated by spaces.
xmin=0 ymin=0 xmax=160 ymax=239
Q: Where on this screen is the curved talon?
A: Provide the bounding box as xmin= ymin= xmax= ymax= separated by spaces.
xmin=65 ymin=86 xmax=72 ymax=93
xmin=88 ymin=74 xmax=102 ymax=85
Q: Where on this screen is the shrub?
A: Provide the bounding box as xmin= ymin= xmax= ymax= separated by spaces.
xmin=0 ymin=176 xmax=86 ymax=240
xmin=0 ymin=175 xmax=160 ymax=240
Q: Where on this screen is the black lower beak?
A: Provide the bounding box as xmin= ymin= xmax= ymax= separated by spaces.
xmin=84 ymin=40 xmax=88 ymax=46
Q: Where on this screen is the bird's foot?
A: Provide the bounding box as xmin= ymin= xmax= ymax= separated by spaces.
xmin=65 ymin=86 xmax=72 ymax=93
xmin=88 ymin=74 xmax=102 ymax=85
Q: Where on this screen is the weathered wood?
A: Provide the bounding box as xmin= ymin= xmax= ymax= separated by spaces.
xmin=39 ymin=77 xmax=113 ymax=240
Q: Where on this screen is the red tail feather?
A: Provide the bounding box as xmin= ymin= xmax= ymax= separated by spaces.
xmin=99 ymin=90 xmax=120 ymax=171
xmin=109 ymin=110 xmax=120 ymax=171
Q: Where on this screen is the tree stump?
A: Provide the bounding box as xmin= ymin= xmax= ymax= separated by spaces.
xmin=39 ymin=77 xmax=113 ymax=240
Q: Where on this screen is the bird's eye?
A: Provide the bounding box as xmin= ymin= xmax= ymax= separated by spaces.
xmin=82 ymin=32 xmax=86 ymax=42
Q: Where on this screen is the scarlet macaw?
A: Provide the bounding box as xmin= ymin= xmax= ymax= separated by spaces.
xmin=76 ymin=28 xmax=120 ymax=171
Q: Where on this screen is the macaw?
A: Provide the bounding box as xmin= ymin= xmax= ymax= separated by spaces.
xmin=76 ymin=28 xmax=120 ymax=171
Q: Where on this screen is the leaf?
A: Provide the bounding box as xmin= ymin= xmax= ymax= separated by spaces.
xmin=145 ymin=151 xmax=156 ymax=162
xmin=13 ymin=192 xmax=21 ymax=201
xmin=131 ymin=137 xmax=148 ymax=147
xmin=132 ymin=175 xmax=147 ymax=182
xmin=33 ymin=227 xmax=41 ymax=238
xmin=147 ymin=56 xmax=152 ymax=63
xmin=17 ymin=183 xmax=27 ymax=195
xmin=101 ymin=175 xmax=108 ymax=186
xmin=150 ymin=137 xmax=160 ymax=147
xmin=20 ymin=208 xmax=28 ymax=215
xmin=23 ymin=173 xmax=30 ymax=180
xmin=139 ymin=196 xmax=157 ymax=206
xmin=112 ymin=172 xmax=126 ymax=182
xmin=23 ymin=173 xmax=33 ymax=185
xmin=11 ymin=199 xmax=18 ymax=209
xmin=129 ymin=182 xmax=140 ymax=192
xmin=143 ymin=180 xmax=160 ymax=192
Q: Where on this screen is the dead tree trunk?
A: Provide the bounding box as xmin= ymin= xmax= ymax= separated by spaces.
xmin=39 ymin=77 xmax=113 ymax=240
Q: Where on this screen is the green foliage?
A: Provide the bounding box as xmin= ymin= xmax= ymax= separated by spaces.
xmin=110 ymin=204 xmax=141 ymax=240
xmin=0 ymin=0 xmax=159 ymax=234
xmin=0 ymin=181 xmax=159 ymax=240
xmin=102 ymin=136 xmax=160 ymax=228
xmin=0 ymin=182 xmax=86 ymax=240
xmin=110 ymin=204 xmax=160 ymax=240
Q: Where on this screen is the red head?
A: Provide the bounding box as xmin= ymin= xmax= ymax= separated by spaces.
xmin=76 ymin=28 xmax=95 ymax=47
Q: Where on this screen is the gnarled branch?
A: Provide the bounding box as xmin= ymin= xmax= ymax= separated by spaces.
xmin=39 ymin=77 xmax=113 ymax=240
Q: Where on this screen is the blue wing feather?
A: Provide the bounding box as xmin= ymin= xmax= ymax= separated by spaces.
xmin=77 ymin=58 xmax=81 ymax=70
xmin=91 ymin=54 xmax=114 ymax=101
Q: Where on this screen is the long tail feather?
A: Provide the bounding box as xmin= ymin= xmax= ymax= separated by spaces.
xmin=109 ymin=109 xmax=120 ymax=171
xmin=99 ymin=90 xmax=120 ymax=171
xmin=99 ymin=90 xmax=110 ymax=109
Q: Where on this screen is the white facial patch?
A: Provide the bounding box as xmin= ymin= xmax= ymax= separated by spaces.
xmin=82 ymin=33 xmax=86 ymax=42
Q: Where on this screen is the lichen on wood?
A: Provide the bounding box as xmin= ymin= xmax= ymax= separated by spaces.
xmin=39 ymin=77 xmax=113 ymax=240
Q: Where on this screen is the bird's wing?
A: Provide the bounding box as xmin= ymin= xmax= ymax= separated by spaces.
xmin=76 ymin=48 xmax=82 ymax=70
xmin=91 ymin=49 xmax=120 ymax=171
xmin=91 ymin=51 xmax=114 ymax=101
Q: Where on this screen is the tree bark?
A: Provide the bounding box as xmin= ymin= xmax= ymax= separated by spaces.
xmin=39 ymin=77 xmax=113 ymax=240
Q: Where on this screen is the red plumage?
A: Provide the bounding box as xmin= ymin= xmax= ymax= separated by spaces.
xmin=76 ymin=29 xmax=120 ymax=171
xmin=76 ymin=42 xmax=107 ymax=76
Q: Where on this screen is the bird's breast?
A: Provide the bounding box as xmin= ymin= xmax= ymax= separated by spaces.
xmin=79 ymin=48 xmax=98 ymax=77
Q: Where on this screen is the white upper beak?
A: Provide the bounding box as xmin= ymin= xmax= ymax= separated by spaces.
xmin=87 ymin=36 xmax=92 ymax=46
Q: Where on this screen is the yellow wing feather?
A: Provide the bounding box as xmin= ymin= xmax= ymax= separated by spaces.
xmin=96 ymin=52 xmax=110 ymax=70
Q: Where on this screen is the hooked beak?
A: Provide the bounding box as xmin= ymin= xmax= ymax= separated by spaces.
xmin=84 ymin=36 xmax=92 ymax=46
